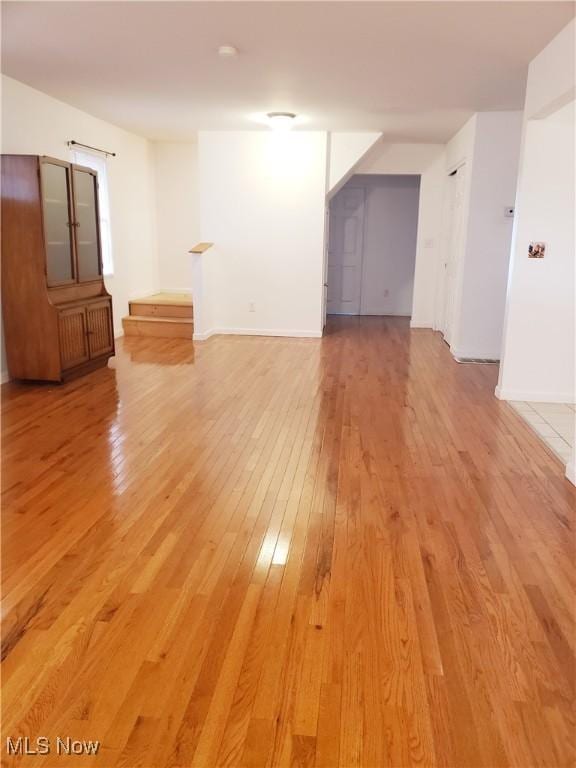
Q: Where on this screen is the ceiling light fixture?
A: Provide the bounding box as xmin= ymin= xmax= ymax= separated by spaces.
xmin=218 ymin=45 xmax=238 ymax=57
xmin=266 ymin=112 xmax=297 ymax=131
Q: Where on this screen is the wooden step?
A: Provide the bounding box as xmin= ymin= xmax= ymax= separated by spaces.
xmin=122 ymin=315 xmax=194 ymax=339
xmin=129 ymin=302 xmax=193 ymax=319
xmin=129 ymin=292 xmax=193 ymax=320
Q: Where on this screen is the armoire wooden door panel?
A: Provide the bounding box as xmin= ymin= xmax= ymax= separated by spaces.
xmin=59 ymin=307 xmax=89 ymax=369
xmin=86 ymin=300 xmax=113 ymax=358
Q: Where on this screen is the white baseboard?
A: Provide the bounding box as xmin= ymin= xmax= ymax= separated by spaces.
xmin=328 ymin=312 xmax=410 ymax=318
xmin=361 ymin=312 xmax=411 ymax=317
xmin=495 ymin=386 xmax=576 ymax=404
xmin=193 ymin=329 xmax=215 ymax=341
xmin=114 ymin=330 xmax=124 ymax=340
xmin=219 ymin=328 xmax=323 ymax=338
xmin=1 ymin=369 xmax=10 ymax=384
xmin=452 ymin=348 xmax=501 ymax=362
xmin=410 ymin=319 xmax=432 ymax=329
xmin=194 ymin=327 xmax=322 ymax=341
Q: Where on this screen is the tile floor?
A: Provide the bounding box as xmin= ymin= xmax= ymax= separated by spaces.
xmin=509 ymin=401 xmax=575 ymax=464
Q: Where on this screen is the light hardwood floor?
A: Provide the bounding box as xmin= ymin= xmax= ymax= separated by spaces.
xmin=1 ymin=316 xmax=574 ymax=768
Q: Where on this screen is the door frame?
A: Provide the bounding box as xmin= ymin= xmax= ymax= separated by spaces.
xmin=324 ymin=174 xmax=422 ymax=324
xmin=435 ymin=161 xmax=467 ymax=345
xmin=321 ymin=205 xmax=330 ymax=329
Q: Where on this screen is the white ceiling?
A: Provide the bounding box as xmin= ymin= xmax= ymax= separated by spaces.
xmin=2 ymin=1 xmax=574 ymax=142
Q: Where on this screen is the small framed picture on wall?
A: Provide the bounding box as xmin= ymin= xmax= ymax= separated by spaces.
xmin=528 ymin=242 xmax=546 ymax=258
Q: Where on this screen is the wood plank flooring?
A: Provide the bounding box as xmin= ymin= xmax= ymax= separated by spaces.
xmin=1 ymin=316 xmax=574 ymax=768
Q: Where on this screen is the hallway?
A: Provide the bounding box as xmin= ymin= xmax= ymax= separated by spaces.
xmin=1 ymin=317 xmax=573 ymax=767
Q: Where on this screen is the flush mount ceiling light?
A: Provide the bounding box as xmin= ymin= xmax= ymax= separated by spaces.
xmin=218 ymin=45 xmax=238 ymax=57
xmin=266 ymin=112 xmax=297 ymax=131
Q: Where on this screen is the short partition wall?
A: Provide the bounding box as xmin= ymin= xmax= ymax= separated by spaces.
xmin=194 ymin=131 xmax=328 ymax=339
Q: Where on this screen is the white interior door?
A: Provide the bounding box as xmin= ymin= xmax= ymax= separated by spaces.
xmin=442 ymin=165 xmax=466 ymax=344
xmin=326 ymin=187 xmax=365 ymax=315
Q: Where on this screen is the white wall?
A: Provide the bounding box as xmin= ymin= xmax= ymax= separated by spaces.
xmin=328 ymin=132 xmax=382 ymax=194
xmin=196 ymin=131 xmax=328 ymax=337
xmin=153 ymin=141 xmax=200 ymax=292
xmin=361 ymin=175 xmax=420 ymax=315
xmin=1 ymin=75 xmax=159 ymax=376
xmin=497 ymin=19 xmax=575 ymax=409
xmin=355 ymin=142 xmax=446 ymax=327
xmin=356 ymin=121 xmax=522 ymax=358
xmin=452 ymin=112 xmax=523 ymax=359
xmin=524 ymin=19 xmax=576 ymax=121
xmin=496 ymin=100 xmax=575 ymax=402
xmin=444 ymin=114 xmax=477 ymax=172
xmin=439 ymin=112 xmax=523 ymax=360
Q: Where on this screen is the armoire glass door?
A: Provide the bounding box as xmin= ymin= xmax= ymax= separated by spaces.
xmin=40 ymin=161 xmax=76 ymax=285
xmin=72 ymin=167 xmax=102 ymax=282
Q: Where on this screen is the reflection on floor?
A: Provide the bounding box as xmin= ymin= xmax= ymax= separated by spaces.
xmin=2 ymin=317 xmax=574 ymax=768
xmin=509 ymin=400 xmax=575 ymax=464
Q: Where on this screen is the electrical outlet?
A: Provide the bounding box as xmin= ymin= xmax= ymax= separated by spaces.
xmin=249 ymin=302 xmax=256 ymax=312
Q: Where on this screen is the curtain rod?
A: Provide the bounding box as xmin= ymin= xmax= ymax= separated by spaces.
xmin=67 ymin=140 xmax=116 ymax=157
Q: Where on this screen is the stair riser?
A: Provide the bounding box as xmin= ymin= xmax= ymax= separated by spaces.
xmin=122 ymin=318 xmax=193 ymax=339
xmin=129 ymin=303 xmax=193 ymax=319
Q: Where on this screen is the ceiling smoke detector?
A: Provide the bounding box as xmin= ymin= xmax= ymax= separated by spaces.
xmin=218 ymin=45 xmax=238 ymax=58
xmin=266 ymin=112 xmax=297 ymax=131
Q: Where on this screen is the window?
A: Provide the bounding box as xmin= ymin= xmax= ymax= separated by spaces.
xmin=70 ymin=149 xmax=114 ymax=275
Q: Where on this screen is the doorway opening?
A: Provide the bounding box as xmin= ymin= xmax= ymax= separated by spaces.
xmin=325 ymin=174 xmax=421 ymax=320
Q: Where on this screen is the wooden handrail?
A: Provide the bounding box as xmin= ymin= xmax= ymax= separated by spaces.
xmin=189 ymin=242 xmax=214 ymax=254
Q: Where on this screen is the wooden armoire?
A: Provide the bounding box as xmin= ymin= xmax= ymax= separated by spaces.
xmin=1 ymin=155 xmax=115 ymax=382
